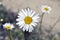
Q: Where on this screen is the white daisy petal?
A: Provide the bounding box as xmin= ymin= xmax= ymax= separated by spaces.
xmin=32 ymin=17 xmax=40 ymax=20
xmin=25 ymin=25 xmax=29 ymax=31
xmin=30 ymin=9 xmax=33 ymax=16
xmin=24 ymin=9 xmax=28 ymax=15
xmin=21 ymin=9 xmax=27 ymax=16
xmin=17 ymin=16 xmax=24 ymax=20
xmin=20 ymin=23 xmax=25 ymax=28
xmin=16 ymin=21 xmax=24 ymax=26
xmin=18 ymin=11 xmax=25 ymax=18
xmin=18 ymin=16 xmax=24 ymax=20
xmin=30 ymin=11 xmax=35 ymax=17
xmin=16 ymin=22 xmax=20 ymax=25
xmin=32 ymin=16 xmax=39 ymax=20
xmin=33 ymin=19 xmax=39 ymax=22
xmin=32 ymin=15 xmax=40 ymax=21
xmin=48 ymin=7 xmax=51 ymax=11
xmin=31 ymin=22 xmax=37 ymax=27
xmin=3 ymin=25 xmax=6 ymax=28
xmin=29 ymin=29 xmax=32 ymax=32
xmin=16 ymin=19 xmax=19 ymax=21
xmin=27 ymin=8 xmax=33 ymax=16
xmin=22 ymin=26 xmax=26 ymax=31
xmin=16 ymin=18 xmax=23 ymax=21
xmin=16 ymin=8 xmax=40 ymax=32
xmin=29 ymin=25 xmax=33 ymax=32
xmin=33 ymin=13 xmax=39 ymax=17
xmin=10 ymin=25 xmax=14 ymax=30
xmin=27 ymin=8 xmax=31 ymax=16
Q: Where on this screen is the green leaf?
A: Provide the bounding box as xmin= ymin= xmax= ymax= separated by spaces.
xmin=52 ymin=37 xmax=56 ymax=40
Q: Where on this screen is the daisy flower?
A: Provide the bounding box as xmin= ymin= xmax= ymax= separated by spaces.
xmin=3 ymin=23 xmax=14 ymax=30
xmin=16 ymin=8 xmax=40 ymax=32
xmin=41 ymin=5 xmax=51 ymax=14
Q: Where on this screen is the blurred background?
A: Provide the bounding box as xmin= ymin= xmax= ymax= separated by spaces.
xmin=0 ymin=0 xmax=60 ymax=40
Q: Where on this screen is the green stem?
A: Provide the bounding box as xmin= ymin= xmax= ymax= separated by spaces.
xmin=8 ymin=30 xmax=12 ymax=40
xmin=40 ymin=13 xmax=44 ymax=40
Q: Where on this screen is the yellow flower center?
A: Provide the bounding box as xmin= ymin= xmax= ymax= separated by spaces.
xmin=44 ymin=7 xmax=49 ymax=11
xmin=24 ymin=16 xmax=32 ymax=25
xmin=6 ymin=25 xmax=11 ymax=30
